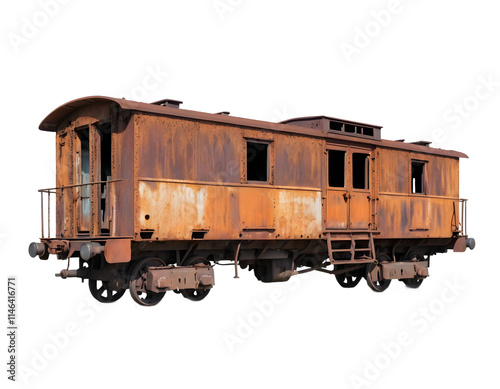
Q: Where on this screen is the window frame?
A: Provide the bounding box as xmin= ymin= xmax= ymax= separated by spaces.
xmin=411 ymin=159 xmax=427 ymax=195
xmin=244 ymin=138 xmax=273 ymax=184
xmin=351 ymin=152 xmax=370 ymax=191
xmin=74 ymin=124 xmax=91 ymax=234
xmin=327 ymin=149 xmax=347 ymax=188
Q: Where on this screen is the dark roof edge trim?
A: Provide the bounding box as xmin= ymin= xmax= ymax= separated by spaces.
xmin=38 ymin=96 xmax=468 ymax=159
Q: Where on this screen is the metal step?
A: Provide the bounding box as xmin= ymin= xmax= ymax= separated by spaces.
xmin=326 ymin=232 xmax=376 ymax=265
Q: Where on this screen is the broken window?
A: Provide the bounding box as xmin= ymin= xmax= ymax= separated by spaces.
xmin=76 ymin=127 xmax=90 ymax=232
xmin=352 ymin=153 xmax=369 ymax=190
xmin=328 ymin=150 xmax=345 ymax=188
xmin=411 ymin=161 xmax=426 ymax=194
xmin=98 ymin=122 xmax=112 ymax=233
xmin=247 ymin=141 xmax=268 ymax=182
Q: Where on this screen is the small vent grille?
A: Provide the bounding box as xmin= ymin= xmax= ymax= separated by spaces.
xmin=330 ymin=120 xmax=376 ymax=137
xmin=281 ymin=116 xmax=381 ymax=140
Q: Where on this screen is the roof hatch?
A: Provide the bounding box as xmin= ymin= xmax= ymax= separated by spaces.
xmin=281 ymin=116 xmax=382 ymax=140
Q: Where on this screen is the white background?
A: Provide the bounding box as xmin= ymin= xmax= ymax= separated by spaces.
xmin=0 ymin=1 xmax=497 ymax=388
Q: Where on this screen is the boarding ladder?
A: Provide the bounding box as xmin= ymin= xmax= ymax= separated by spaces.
xmin=325 ymin=231 xmax=377 ymax=265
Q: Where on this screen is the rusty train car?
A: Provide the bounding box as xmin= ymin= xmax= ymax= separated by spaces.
xmin=29 ymin=96 xmax=475 ymax=306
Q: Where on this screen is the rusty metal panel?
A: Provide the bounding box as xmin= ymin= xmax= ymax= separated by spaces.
xmin=137 ymin=182 xmax=277 ymax=240
xmin=112 ymin=114 xmax=134 ymax=238
xmin=429 ymin=198 xmax=456 ymax=237
xmin=274 ymin=190 xmax=322 ymax=239
xmin=195 ymin=122 xmax=242 ymax=183
xmin=240 ymin=188 xmax=275 ymax=229
xmin=350 ymin=191 xmax=371 ymax=229
xmin=378 ymin=148 xmax=408 ymax=194
xmin=409 ymin=196 xmax=430 ymax=231
xmin=274 ymin=134 xmax=322 ymax=188
xmin=377 ymin=195 xmax=409 ymax=238
xmin=104 ymin=239 xmax=131 ymax=263
xmin=136 ymin=115 xmax=196 ymax=180
xmin=137 ymin=181 xmax=322 ymax=241
xmin=425 ymin=155 xmax=459 ymax=197
xmin=138 ymin=181 xmax=210 ymax=239
xmin=326 ymin=190 xmax=348 ymax=229
xmin=378 ymin=194 xmax=457 ymax=239
xmin=379 ymin=148 xmax=460 ymax=198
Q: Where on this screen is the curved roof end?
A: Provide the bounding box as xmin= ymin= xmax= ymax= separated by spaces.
xmin=38 ymin=96 xmax=128 ymax=132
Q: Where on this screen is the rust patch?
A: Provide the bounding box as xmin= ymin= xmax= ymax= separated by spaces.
xmin=104 ymin=239 xmax=132 ymax=263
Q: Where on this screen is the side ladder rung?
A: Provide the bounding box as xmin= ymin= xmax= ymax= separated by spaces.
xmin=326 ymin=231 xmax=376 ymax=265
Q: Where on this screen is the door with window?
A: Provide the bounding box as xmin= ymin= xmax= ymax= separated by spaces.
xmin=74 ymin=123 xmax=112 ymax=236
xmin=75 ymin=126 xmax=91 ymax=233
xmin=326 ymin=145 xmax=373 ymax=230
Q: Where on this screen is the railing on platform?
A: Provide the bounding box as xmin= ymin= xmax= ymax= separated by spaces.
xmin=38 ymin=179 xmax=124 ymax=239
xmin=452 ymin=198 xmax=468 ymax=236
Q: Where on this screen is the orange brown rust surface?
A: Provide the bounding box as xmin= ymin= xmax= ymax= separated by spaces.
xmin=29 ymin=96 xmax=475 ymax=304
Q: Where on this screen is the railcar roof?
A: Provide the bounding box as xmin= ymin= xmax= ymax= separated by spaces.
xmin=281 ymin=115 xmax=382 ymax=129
xmin=39 ymin=96 xmax=468 ymax=159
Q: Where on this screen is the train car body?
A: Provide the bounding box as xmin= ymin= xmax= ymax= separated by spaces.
xmin=29 ymin=96 xmax=475 ymax=305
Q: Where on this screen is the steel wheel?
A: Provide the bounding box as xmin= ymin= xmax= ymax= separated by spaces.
xmin=180 ymin=256 xmax=211 ymax=302
xmin=129 ymin=257 xmax=166 ymax=306
xmin=335 ymin=265 xmax=362 ymax=288
xmin=402 ymin=252 xmax=425 ymax=289
xmin=89 ymin=279 xmax=125 ymax=303
xmin=402 ymin=278 xmax=424 ymax=288
xmin=366 ymin=253 xmax=391 ymax=292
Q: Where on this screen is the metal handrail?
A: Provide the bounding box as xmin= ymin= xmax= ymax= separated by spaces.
xmin=38 ymin=179 xmax=124 ymax=192
xmin=452 ymin=198 xmax=468 ymax=236
xmin=38 ymin=179 xmax=125 ymax=239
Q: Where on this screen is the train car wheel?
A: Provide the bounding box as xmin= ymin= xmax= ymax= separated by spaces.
xmin=402 ymin=278 xmax=424 ymax=288
xmin=335 ymin=265 xmax=362 ymax=288
xmin=180 ymin=256 xmax=211 ymax=302
xmin=402 ymin=252 xmax=425 ymax=288
xmin=89 ymin=279 xmax=126 ymax=303
xmin=366 ymin=254 xmax=391 ymax=292
xmin=129 ymin=257 xmax=166 ymax=306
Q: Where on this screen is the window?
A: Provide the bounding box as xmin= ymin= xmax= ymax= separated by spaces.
xmin=98 ymin=122 xmax=112 ymax=232
xmin=329 ymin=121 xmax=343 ymax=131
xmin=352 ymin=153 xmax=369 ymax=189
xmin=411 ymin=161 xmax=426 ymax=194
xmin=246 ymin=141 xmax=268 ymax=181
xmin=362 ymin=127 xmax=374 ymax=136
xmin=76 ymin=127 xmax=90 ymax=232
xmin=345 ymin=124 xmax=355 ymax=133
xmin=328 ymin=150 xmax=345 ymax=187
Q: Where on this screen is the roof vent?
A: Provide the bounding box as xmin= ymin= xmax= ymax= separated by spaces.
xmin=150 ymin=99 xmax=183 ymax=108
xmin=215 ymin=111 xmax=230 ymax=115
xmin=411 ymin=141 xmax=432 ymax=147
xmin=281 ymin=116 xmax=382 ymax=140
